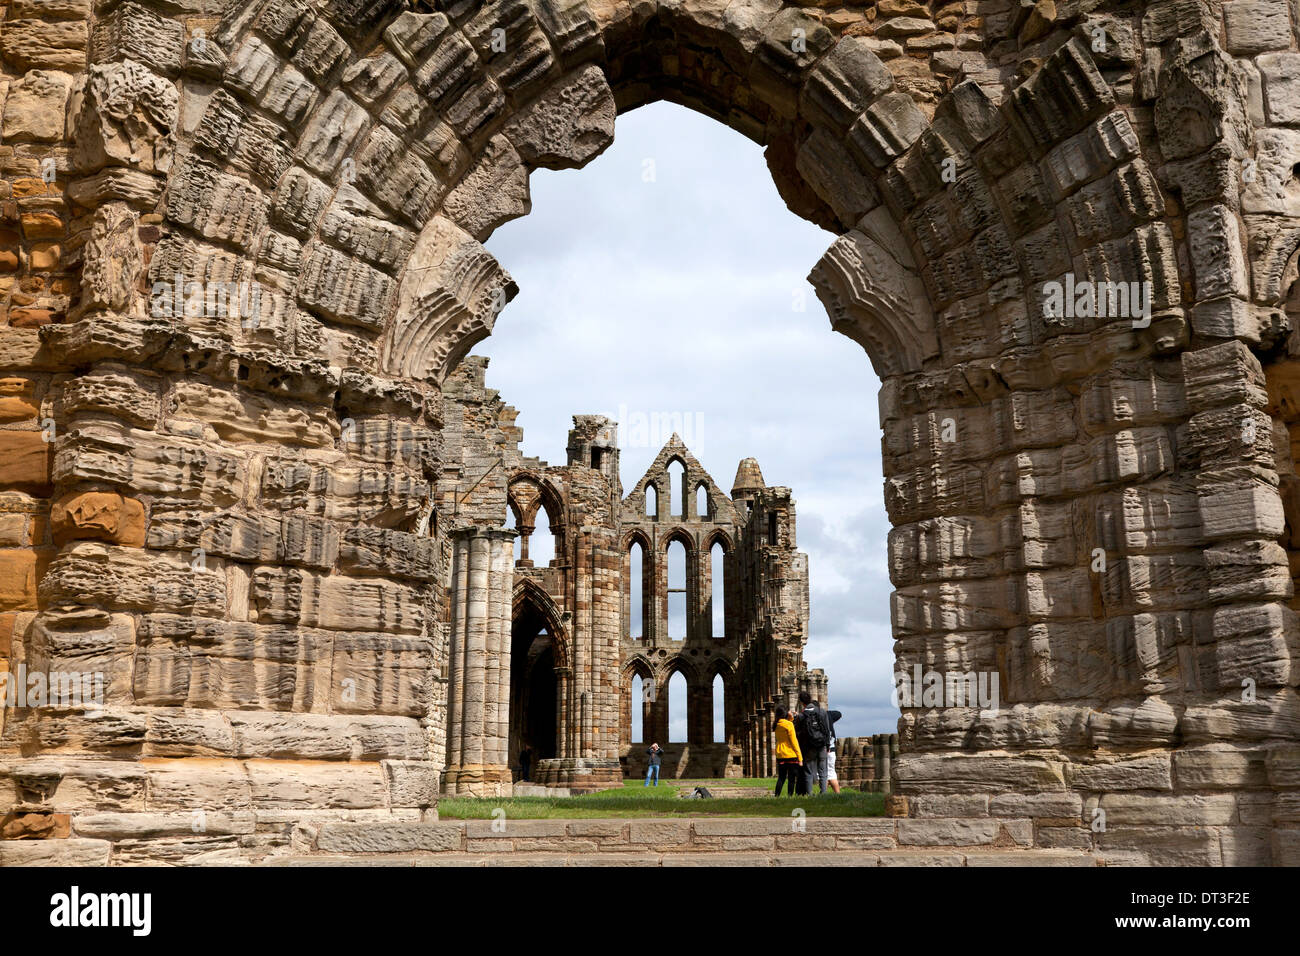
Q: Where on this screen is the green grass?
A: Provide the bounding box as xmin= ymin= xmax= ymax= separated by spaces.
xmin=609 ymin=778 xmax=779 ymax=791
xmin=438 ymin=779 xmax=885 ymax=819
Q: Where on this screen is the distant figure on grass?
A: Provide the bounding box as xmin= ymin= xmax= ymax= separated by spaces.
xmin=772 ymin=705 xmax=803 ymax=797
xmin=794 ymin=691 xmax=832 ymax=795
xmin=825 ymin=709 xmax=843 ymax=794
xmin=645 ymin=742 xmax=664 ymax=786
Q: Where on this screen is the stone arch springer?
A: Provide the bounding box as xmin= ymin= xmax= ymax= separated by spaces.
xmin=512 ymin=576 xmax=569 ymax=669
xmin=1 ymin=0 xmax=1297 ymax=864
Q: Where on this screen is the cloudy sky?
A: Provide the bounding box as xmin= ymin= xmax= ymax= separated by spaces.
xmin=472 ymin=102 xmax=900 ymax=740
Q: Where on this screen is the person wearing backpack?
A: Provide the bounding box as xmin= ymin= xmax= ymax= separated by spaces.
xmin=794 ymin=691 xmax=830 ymax=795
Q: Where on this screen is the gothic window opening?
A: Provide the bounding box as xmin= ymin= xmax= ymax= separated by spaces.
xmin=712 ymin=673 xmax=725 ymax=743
xmin=710 ymin=540 xmax=725 ymax=638
xmin=630 ymin=674 xmax=644 ymax=742
xmin=629 ymin=540 xmax=644 ymax=639
xmin=668 ymin=460 xmax=685 ymax=517
xmin=667 ymin=539 xmax=686 ymax=639
xmin=668 ymin=671 xmax=687 ymax=743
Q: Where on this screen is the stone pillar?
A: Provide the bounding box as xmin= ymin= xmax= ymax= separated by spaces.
xmin=580 ymin=690 xmax=592 ymax=758
xmin=874 ymin=734 xmax=894 ymax=795
xmin=762 ymin=701 xmax=776 ymax=777
xmin=555 ymin=666 xmax=571 ymax=759
xmin=444 ymin=526 xmax=515 ymax=795
xmin=489 ymin=532 xmax=511 ymax=771
xmin=446 ymin=532 xmax=470 ymax=775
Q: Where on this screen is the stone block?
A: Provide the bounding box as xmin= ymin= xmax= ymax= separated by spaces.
xmin=1224 ymin=0 xmax=1294 ymax=54
xmin=1260 ymin=54 xmax=1300 ymax=126
xmin=0 ymin=18 xmax=87 ymax=71
xmin=2 ymin=69 xmax=72 ymax=142
xmin=0 ymin=430 xmax=51 ymax=492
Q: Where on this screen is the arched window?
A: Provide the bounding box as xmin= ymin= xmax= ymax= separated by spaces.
xmin=667 ymin=539 xmax=686 ymax=639
xmin=631 ymin=674 xmax=644 ymax=742
xmin=710 ymin=541 xmax=725 ymax=638
xmin=530 ymin=507 xmax=555 ymax=566
xmin=629 ymin=540 xmax=644 ymax=639
xmin=668 ymin=460 xmax=684 ymax=517
xmin=645 ymin=484 xmax=657 ymax=518
xmin=696 ymin=484 xmax=709 ymax=518
xmin=668 ymin=671 xmax=687 ymax=743
xmin=712 ymin=673 xmax=725 ymax=743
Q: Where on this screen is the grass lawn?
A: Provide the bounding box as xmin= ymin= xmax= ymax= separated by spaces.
xmin=438 ymin=778 xmax=886 ymax=819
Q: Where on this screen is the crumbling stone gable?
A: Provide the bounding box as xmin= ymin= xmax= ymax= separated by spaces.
xmin=0 ymin=0 xmax=1296 ymax=865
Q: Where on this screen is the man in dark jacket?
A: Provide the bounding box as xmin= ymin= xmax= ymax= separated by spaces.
xmin=794 ymin=691 xmax=831 ymax=795
xmin=644 ymin=742 xmax=664 ymax=786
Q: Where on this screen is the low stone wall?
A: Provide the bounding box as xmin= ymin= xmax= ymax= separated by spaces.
xmin=621 ymin=743 xmax=739 ymax=780
xmin=0 ymin=815 xmax=1122 ymax=866
xmin=836 ymin=735 xmax=899 ymax=793
xmin=529 ymin=757 xmax=621 ymax=792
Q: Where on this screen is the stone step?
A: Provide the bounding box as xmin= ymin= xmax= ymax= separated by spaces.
xmin=265 ymin=849 xmax=1108 ymax=867
xmin=306 ymin=815 xmax=1044 ymax=854
xmin=2 ymin=815 xmax=1138 ymax=865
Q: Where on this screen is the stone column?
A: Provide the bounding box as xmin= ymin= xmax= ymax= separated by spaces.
xmin=555 ymin=666 xmax=571 ymax=759
xmin=444 ymin=526 xmax=515 ymax=795
xmin=446 ymin=532 xmax=470 ymax=774
xmin=580 ymin=690 xmax=592 ymax=758
xmin=744 ymin=712 xmax=756 ymax=776
xmin=762 ymin=701 xmax=776 ymax=777
xmin=488 ymin=531 xmax=511 ymax=771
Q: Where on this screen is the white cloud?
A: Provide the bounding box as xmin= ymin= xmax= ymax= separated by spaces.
xmin=476 ymin=102 xmax=900 ymax=739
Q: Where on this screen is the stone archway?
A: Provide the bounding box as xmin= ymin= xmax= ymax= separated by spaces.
xmin=0 ymin=0 xmax=1297 ymax=864
xmin=509 ymin=580 xmax=564 ymax=780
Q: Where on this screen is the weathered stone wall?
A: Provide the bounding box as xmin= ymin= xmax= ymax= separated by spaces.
xmin=0 ymin=0 xmax=1295 ymax=864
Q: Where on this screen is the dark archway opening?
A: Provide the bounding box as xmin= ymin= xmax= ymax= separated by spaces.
xmin=510 ymin=599 xmax=559 ymax=781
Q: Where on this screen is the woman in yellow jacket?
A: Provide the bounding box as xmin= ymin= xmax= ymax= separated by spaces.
xmin=773 ymin=705 xmax=803 ymax=796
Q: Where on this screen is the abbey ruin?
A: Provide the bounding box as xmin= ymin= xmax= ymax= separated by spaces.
xmin=0 ymin=0 xmax=1299 ymax=865
xmin=445 ymin=358 xmax=826 ymax=790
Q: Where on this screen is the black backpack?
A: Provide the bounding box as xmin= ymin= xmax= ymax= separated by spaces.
xmin=801 ymin=708 xmax=828 ymax=749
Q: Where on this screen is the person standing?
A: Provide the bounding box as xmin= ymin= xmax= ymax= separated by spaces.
xmin=825 ymin=709 xmax=843 ymax=794
xmin=794 ymin=691 xmax=831 ymax=795
xmin=644 ymin=742 xmax=664 ymax=786
xmin=772 ymin=705 xmax=803 ymax=797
